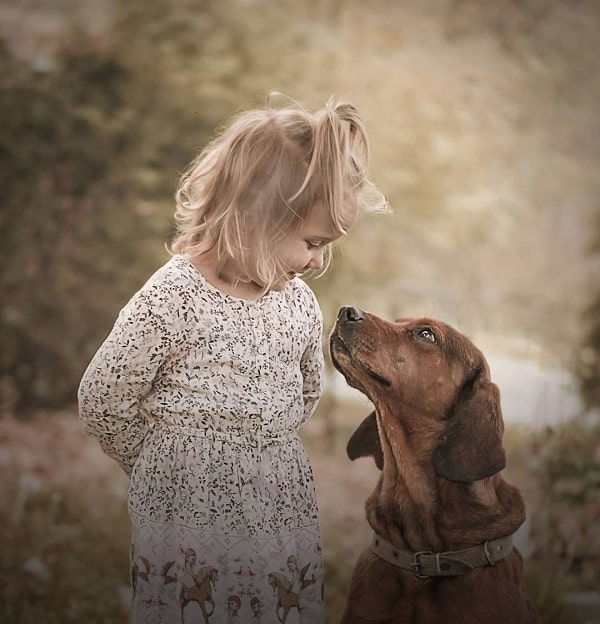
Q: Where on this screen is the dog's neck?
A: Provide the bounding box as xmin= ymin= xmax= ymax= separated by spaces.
xmin=366 ymin=411 xmax=525 ymax=553
xmin=366 ymin=474 xmax=525 ymax=554
xmin=369 ymin=413 xmax=443 ymax=550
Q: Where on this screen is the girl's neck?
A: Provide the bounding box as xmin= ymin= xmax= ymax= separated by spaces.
xmin=187 ymin=251 xmax=265 ymax=301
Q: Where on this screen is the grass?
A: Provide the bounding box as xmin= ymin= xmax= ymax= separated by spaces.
xmin=1 ymin=487 xmax=130 ymax=624
xmin=0 ymin=411 xmax=131 ymax=624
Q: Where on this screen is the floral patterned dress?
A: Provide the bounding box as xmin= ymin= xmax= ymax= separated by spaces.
xmin=78 ymin=255 xmax=325 ymax=624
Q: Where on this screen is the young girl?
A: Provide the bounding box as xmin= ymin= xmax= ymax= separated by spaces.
xmin=78 ymin=93 xmax=386 ymax=623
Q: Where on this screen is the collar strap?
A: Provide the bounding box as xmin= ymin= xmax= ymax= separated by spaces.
xmin=370 ymin=532 xmax=514 ymax=579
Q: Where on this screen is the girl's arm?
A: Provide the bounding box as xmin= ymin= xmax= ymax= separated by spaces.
xmin=300 ymin=300 xmax=324 ymax=423
xmin=78 ymin=288 xmax=174 ymax=475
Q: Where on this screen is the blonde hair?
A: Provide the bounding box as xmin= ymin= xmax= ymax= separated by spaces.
xmin=169 ymin=93 xmax=388 ymax=289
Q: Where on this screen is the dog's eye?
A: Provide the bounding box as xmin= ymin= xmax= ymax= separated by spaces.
xmin=417 ymin=328 xmax=436 ymax=343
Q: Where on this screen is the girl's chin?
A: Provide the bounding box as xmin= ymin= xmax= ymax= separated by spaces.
xmin=270 ymin=273 xmax=299 ymax=291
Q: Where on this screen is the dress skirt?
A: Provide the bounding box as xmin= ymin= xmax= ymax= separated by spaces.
xmin=128 ymin=424 xmax=324 ymax=624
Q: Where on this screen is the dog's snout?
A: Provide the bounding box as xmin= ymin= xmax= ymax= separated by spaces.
xmin=339 ymin=306 xmax=364 ymax=322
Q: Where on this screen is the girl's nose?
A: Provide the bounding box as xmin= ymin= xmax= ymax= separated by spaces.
xmin=307 ymin=248 xmax=324 ymax=270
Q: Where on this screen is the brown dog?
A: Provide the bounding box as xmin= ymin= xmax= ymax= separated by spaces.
xmin=330 ymin=306 xmax=540 ymax=624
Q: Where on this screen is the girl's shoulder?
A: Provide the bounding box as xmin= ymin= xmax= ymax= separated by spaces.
xmin=287 ymin=275 xmax=317 ymax=299
xmin=140 ymin=255 xmax=202 ymax=294
xmin=285 ymin=277 xmax=322 ymax=320
xmin=124 ymin=255 xmax=200 ymax=314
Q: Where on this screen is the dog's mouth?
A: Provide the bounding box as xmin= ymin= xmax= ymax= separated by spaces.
xmin=362 ymin=364 xmax=391 ymax=387
xmin=330 ymin=330 xmax=391 ymax=387
xmin=329 ymin=332 xmax=347 ymax=368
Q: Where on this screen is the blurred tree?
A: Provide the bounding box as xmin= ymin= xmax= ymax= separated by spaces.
xmin=527 ymin=413 xmax=600 ymax=598
xmin=576 ymin=211 xmax=600 ymax=411
xmin=527 ymin=208 xmax=600 ymax=603
xmin=0 ymin=34 xmax=167 ymax=413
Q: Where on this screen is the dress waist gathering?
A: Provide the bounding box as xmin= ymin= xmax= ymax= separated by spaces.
xmin=154 ymin=421 xmax=299 ymax=451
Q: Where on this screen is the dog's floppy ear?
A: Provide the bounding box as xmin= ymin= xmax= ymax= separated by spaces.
xmin=347 ymin=411 xmax=384 ymax=470
xmin=432 ymin=371 xmax=506 ymax=483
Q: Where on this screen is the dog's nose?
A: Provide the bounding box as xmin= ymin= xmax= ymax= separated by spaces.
xmin=338 ymin=306 xmax=364 ymax=322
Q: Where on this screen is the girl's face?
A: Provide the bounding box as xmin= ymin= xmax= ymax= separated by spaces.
xmin=271 ymin=203 xmax=358 ymax=290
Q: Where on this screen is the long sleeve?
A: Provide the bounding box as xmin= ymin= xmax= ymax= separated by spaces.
xmin=78 ymin=286 xmax=174 ymax=475
xmin=299 ymin=291 xmax=324 ymax=423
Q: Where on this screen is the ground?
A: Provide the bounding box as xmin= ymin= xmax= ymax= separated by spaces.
xmin=1 ymin=409 xmax=597 ymax=624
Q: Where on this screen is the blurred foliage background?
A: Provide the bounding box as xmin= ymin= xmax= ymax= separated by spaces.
xmin=1 ymin=0 xmax=599 ymax=622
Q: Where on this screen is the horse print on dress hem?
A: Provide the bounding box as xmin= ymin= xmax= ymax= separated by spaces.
xmin=180 ymin=547 xmax=218 ymax=623
xmin=268 ymin=555 xmax=317 ymax=623
xmin=132 ymin=545 xmax=319 ymax=622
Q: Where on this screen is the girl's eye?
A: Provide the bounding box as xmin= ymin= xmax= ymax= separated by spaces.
xmin=307 ymin=241 xmax=322 ymax=250
xmin=417 ymin=328 xmax=436 ymax=343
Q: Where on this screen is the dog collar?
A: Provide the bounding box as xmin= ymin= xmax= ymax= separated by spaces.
xmin=370 ymin=532 xmax=514 ymax=579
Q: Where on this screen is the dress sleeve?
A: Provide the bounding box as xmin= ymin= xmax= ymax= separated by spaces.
xmin=77 ymin=285 xmax=174 ymax=475
xmin=300 ymin=292 xmax=324 ymax=423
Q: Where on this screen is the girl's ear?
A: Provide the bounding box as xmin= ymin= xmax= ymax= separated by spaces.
xmin=432 ymin=373 xmax=506 ymax=483
xmin=346 ymin=411 xmax=384 ymax=470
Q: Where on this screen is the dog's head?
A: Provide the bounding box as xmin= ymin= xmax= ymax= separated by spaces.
xmin=330 ymin=306 xmax=506 ymax=483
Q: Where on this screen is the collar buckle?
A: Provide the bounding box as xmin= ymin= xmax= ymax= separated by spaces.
xmin=411 ymin=550 xmax=434 ymax=579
